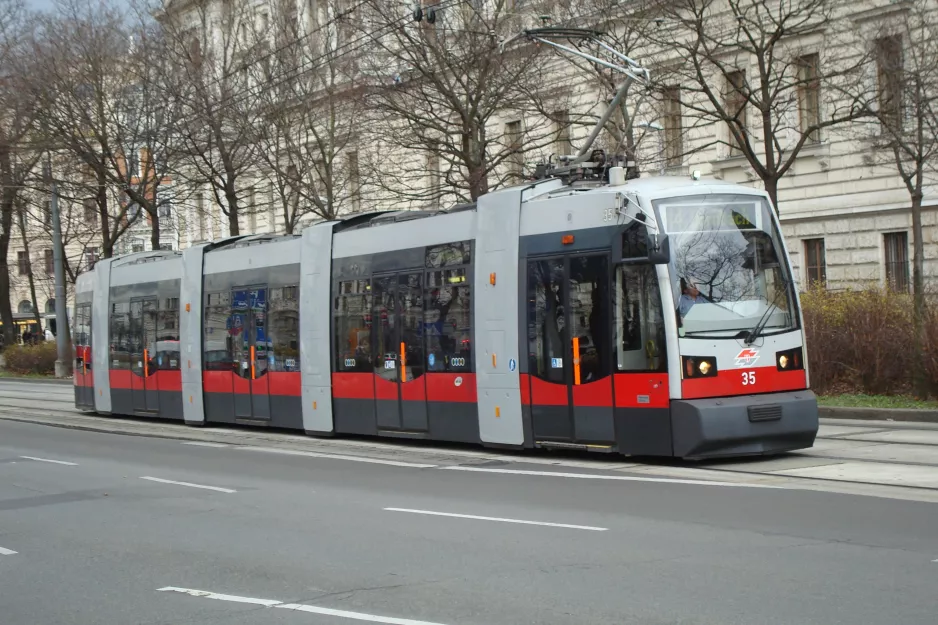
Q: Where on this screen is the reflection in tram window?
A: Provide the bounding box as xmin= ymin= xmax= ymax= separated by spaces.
xmin=426 ymin=241 xmax=471 ymax=268
xmin=615 ymin=265 xmax=667 ymax=372
xmin=399 ymin=273 xmax=425 ymax=382
xmin=426 ymin=268 xmax=472 ymax=372
xmin=568 ymin=256 xmax=611 ymax=383
xmin=203 ymin=291 xmax=232 ymax=371
xmin=527 ymin=259 xmax=566 ymax=383
xmin=109 ymin=301 xmax=131 ymax=369
xmin=269 ymin=286 xmax=299 ymax=371
xmin=156 ymin=298 xmax=180 ymax=370
xmin=333 ymin=279 xmax=372 ymax=372
xmin=372 ymin=276 xmax=397 ymax=381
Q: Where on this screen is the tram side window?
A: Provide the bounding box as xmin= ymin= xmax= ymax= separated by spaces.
xmin=269 ymin=285 xmax=299 ymax=372
xmin=109 ymin=302 xmax=131 ymax=369
xmin=334 ymin=279 xmax=372 ymax=372
xmin=615 ymin=265 xmax=667 ymax=372
xmin=204 ymin=291 xmax=232 ymax=372
xmin=156 ymin=297 xmax=180 ymax=370
xmin=426 ymin=268 xmax=472 ymax=372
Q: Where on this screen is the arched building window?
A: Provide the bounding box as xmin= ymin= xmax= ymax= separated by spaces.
xmin=18 ymin=300 xmax=33 ymax=314
xmin=45 ymin=299 xmax=56 ymax=314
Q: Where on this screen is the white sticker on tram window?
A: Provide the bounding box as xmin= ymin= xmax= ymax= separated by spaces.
xmin=242 ymin=361 xmax=249 ymax=369
xmin=137 ymin=361 xmax=143 ymax=368
xmin=384 ymin=360 xmax=396 ymax=369
xmin=285 ymin=359 xmax=296 ymax=368
xmin=551 ymin=358 xmax=563 ymax=368
xmin=169 ymin=360 xmax=177 ymax=368
xmin=454 ymin=376 xmax=463 ymax=387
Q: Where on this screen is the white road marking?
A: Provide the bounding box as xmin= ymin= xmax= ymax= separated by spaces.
xmin=276 ymin=602 xmax=450 ymax=624
xmin=140 ymin=476 xmax=236 ymax=494
xmin=0 ymin=546 xmax=17 ymax=555
xmin=157 ymin=587 xmax=281 ymax=606
xmin=157 ymin=586 xmax=450 ymax=624
xmin=441 ymin=466 xmax=781 ymax=488
xmin=241 ymin=446 xmax=437 ymax=468
xmin=20 ymin=455 xmax=77 ymax=466
xmin=383 ymin=507 xmax=608 ymax=531
xmin=182 ymin=442 xmax=229 ymax=448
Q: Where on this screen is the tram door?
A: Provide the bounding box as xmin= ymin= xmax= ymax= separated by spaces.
xmin=371 ymin=272 xmax=429 ymax=432
xmin=231 ymin=287 xmax=270 ymax=420
xmin=526 ymin=254 xmax=615 ymax=445
xmin=129 ymin=298 xmax=160 ymax=412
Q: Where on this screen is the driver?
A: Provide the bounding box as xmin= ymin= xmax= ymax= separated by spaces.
xmin=678 ymin=278 xmax=707 ymax=317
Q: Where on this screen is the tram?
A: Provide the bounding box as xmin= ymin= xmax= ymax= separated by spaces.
xmin=73 ymin=163 xmax=819 ymax=460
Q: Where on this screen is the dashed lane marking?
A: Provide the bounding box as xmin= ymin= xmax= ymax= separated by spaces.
xmin=140 ymin=476 xmax=236 ymax=494
xmin=383 ymin=507 xmax=608 ymax=531
xmin=20 ymin=456 xmax=77 ymax=466
xmin=181 ymin=442 xmax=230 ymax=448
xmin=440 ymin=465 xmax=783 ymax=488
xmin=0 ymin=546 xmax=17 ymax=555
xmin=240 ymin=446 xmax=437 ymax=468
xmin=157 ymin=586 xmax=451 ymax=624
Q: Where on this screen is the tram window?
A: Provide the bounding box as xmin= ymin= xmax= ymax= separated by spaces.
xmin=269 ymin=285 xmax=299 ymax=372
xmin=426 ymin=268 xmax=472 ymax=372
xmin=157 ymin=297 xmax=180 ymax=370
xmin=568 ymin=256 xmax=612 ymax=383
xmin=615 ymin=264 xmax=666 ymax=372
xmin=334 ymin=279 xmax=372 ymax=372
xmin=426 ymin=241 xmax=471 ymax=268
xmin=621 ymin=223 xmax=648 ymax=259
xmin=109 ymin=302 xmax=131 ymax=369
xmin=203 ymin=291 xmax=232 ymax=371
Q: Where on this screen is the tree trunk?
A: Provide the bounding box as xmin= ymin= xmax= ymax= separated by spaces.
xmin=98 ymin=181 xmax=113 ymax=258
xmin=0 ymin=147 xmax=16 ymax=346
xmin=17 ymin=205 xmax=42 ymax=335
xmin=764 ymin=176 xmax=780 ymax=214
xmin=224 ymin=182 xmax=240 ymax=236
xmin=910 ymin=191 xmax=927 ymax=399
xmin=150 ymin=211 xmax=161 ymax=251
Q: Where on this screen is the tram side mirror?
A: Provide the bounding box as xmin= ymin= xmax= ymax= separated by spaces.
xmin=646 ymin=232 xmax=670 ymax=264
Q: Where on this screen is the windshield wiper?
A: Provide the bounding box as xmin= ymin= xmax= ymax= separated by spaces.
xmin=742 ymin=276 xmax=790 ymax=345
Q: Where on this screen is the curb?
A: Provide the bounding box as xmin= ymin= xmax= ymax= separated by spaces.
xmin=820 ymin=405 xmax=938 ymax=424
xmin=0 ymin=376 xmax=73 ymax=385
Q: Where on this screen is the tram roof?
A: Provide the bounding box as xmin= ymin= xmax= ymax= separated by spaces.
xmin=525 ymin=174 xmax=768 ymax=203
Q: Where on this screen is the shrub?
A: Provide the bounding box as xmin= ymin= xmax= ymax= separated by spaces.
xmin=2 ymin=342 xmax=58 ymax=376
xmin=802 ymin=284 xmax=938 ymax=397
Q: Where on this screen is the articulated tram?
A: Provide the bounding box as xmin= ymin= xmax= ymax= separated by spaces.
xmin=73 ymin=171 xmax=818 ymax=459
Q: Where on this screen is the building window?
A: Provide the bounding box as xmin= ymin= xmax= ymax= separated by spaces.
xmin=724 ymin=70 xmax=747 ymax=156
xmin=18 ymin=299 xmax=33 ymax=314
xmin=884 ymin=231 xmax=909 ymax=292
xmin=43 ymin=200 xmax=52 ymax=227
xmin=132 ymin=240 xmax=145 ymax=253
xmin=876 ymin=35 xmax=903 ymax=131
xmin=45 ymin=299 xmax=55 ymax=314
xmin=797 ymin=54 xmax=821 ymax=143
xmin=553 ymin=110 xmax=572 ymax=157
xmin=505 ymin=120 xmax=523 ymax=181
xmin=17 ymin=250 xmax=28 ymax=275
xmin=158 ymin=203 xmax=172 ymax=219
xmin=803 ymin=238 xmax=826 ymax=287
xmin=45 ymin=249 xmax=54 ymax=275
xmin=662 ymin=86 xmax=683 ymax=166
xmin=85 ymin=249 xmax=99 ymax=270
xmin=196 ymin=192 xmax=206 ymax=240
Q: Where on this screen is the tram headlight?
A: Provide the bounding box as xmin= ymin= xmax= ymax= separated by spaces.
xmin=776 ymin=347 xmax=804 ymax=371
xmin=682 ymin=355 xmax=718 ymax=379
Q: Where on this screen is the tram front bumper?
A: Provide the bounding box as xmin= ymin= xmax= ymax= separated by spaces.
xmin=671 ymin=390 xmax=818 ymax=460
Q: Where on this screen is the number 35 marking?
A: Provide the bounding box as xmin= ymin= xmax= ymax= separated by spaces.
xmin=741 ymin=371 xmax=756 ymax=385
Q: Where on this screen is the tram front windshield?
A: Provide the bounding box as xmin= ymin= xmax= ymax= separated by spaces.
xmin=653 ymin=194 xmax=797 ymax=338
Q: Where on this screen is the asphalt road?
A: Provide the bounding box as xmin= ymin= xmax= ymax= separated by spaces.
xmin=2 ymin=412 xmax=938 ymax=625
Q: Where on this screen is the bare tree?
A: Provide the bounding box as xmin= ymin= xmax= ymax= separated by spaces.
xmin=27 ymin=0 xmax=180 ymax=256
xmin=854 ymin=1 xmax=938 ymax=397
xmin=358 ymin=0 xmax=558 ymax=206
xmin=649 ymin=0 xmax=871 ymax=210
xmin=0 ymin=0 xmax=40 ymax=345
xmin=249 ymin=0 xmax=372 ymax=231
xmin=159 ymin=0 xmax=266 ymax=236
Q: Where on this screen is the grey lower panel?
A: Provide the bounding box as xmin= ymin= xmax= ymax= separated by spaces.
xmin=111 ymin=389 xmax=134 ymax=416
xmin=268 ymin=395 xmax=303 ymax=430
xmin=671 ymin=390 xmax=819 ymax=460
xmin=520 ymin=403 xmax=534 ymax=448
xmin=531 ymin=404 xmax=573 ymax=440
xmin=251 ymin=393 xmax=271 ymax=420
xmin=426 ymin=401 xmax=479 ymax=444
xmin=108 ymin=389 xmax=182 ymax=421
xmin=615 ymin=407 xmax=673 ymax=457
xmin=205 ymin=392 xmax=234 ymax=423
xmin=573 ymin=405 xmax=616 ymax=444
xmin=376 ymin=398 xmax=400 ymax=429
xmin=402 ymin=400 xmax=429 ymax=432
xmin=233 ymin=393 xmax=254 ymax=419
xmin=334 ymin=398 xmax=379 ymax=436
xmin=145 ymin=389 xmax=160 ymax=412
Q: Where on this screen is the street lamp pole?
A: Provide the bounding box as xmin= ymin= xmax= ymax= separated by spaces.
xmin=49 ymin=167 xmax=73 ymax=377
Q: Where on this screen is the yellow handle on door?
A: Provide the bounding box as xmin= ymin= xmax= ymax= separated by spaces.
xmin=400 ymin=342 xmax=406 ymax=383
xmin=572 ymin=337 xmax=581 ymax=386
